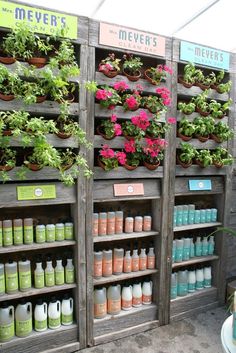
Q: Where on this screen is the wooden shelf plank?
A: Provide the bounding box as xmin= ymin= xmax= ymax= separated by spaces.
xmin=172 ymin=255 xmax=219 ymax=269
xmin=176 ymin=165 xmax=228 ymax=176
xmin=93 ymin=231 xmax=159 ymax=243
xmin=177 ymin=84 xmax=229 ymax=101
xmin=0 ymin=240 xmax=76 ymax=254
xmin=0 ymin=283 xmax=76 ymax=302
xmin=174 ymin=222 xmax=222 ymax=232
xmin=94 ymin=135 xmax=127 ymax=148
xmin=94 ymin=166 xmax=164 ymax=180
xmin=171 ymin=286 xmax=217 ymax=303
xmin=176 ymin=111 xmax=228 ymax=123
xmin=94 ymin=269 xmax=157 ymax=285
xmin=6 ymin=135 xmax=79 ymax=148
xmin=176 ymin=138 xmax=227 ymax=149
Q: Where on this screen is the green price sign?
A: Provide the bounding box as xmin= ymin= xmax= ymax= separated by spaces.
xmin=17 ymin=185 xmax=56 ymax=201
xmin=0 ymin=0 xmax=78 ymax=39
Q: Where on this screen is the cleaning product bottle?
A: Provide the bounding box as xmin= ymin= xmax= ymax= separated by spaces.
xmin=45 ymin=255 xmax=55 ymax=287
xmin=35 ymin=224 xmax=46 ymax=243
xmin=3 ymin=220 xmax=13 ymax=246
xmin=13 ymin=218 xmax=23 ymax=245
xmin=0 ymin=302 xmax=14 ymax=342
xmin=107 ymin=211 xmax=115 ymax=235
xmin=190 ymin=238 xmax=195 ymax=258
xmin=147 ymin=246 xmax=155 ymax=269
xmin=132 ymin=248 xmax=139 ymax=272
xmin=64 ymin=222 xmax=74 ymax=240
xmin=139 ymin=248 xmax=147 ymax=271
xmin=183 ymin=238 xmax=191 ymax=261
xmin=132 ymin=282 xmax=142 ymax=307
xmin=61 ymin=294 xmax=73 ymax=325
xmin=34 ymin=298 xmax=47 ymax=332
xmin=202 ymin=236 xmax=209 ymax=256
xmin=15 ymin=299 xmax=32 ymax=337
xmin=102 ymin=249 xmax=112 ymax=277
xmin=55 ymin=256 xmax=65 ymax=285
xmin=94 ymin=251 xmax=103 ymax=279
xmin=92 ymin=213 xmax=99 ymax=237
xmin=0 ymin=263 xmax=5 ymax=296
xmin=188 ymin=270 xmax=196 ymax=293
xmin=175 ymin=239 xmax=184 ymax=262
xmin=142 ymin=280 xmax=152 ymax=305
xmin=208 ymin=235 xmax=215 ymax=255
xmin=55 ymin=223 xmax=65 ymax=241
xmin=48 ymin=297 xmax=61 ymax=329
xmin=172 ymin=240 xmax=176 ymax=263
xmin=5 ymin=260 xmax=18 ymax=294
xmin=94 ymin=287 xmax=107 ymax=319
xmin=65 ymin=254 xmax=75 ymax=284
xmin=203 ymin=267 xmax=212 ymax=288
xmin=115 ymin=210 xmax=123 ymax=234
xmin=107 ymin=284 xmax=121 ymax=315
xmin=113 ymin=248 xmax=124 ymax=275
xmin=46 ymin=224 xmax=55 ymax=243
xmin=121 ymin=285 xmax=132 ymax=310
xmin=171 ymin=273 xmax=177 ymax=299
xmin=34 ymin=256 xmax=45 ymax=289
xmin=195 ymin=236 xmax=202 ymax=257
xmin=177 ymin=270 xmax=188 ymax=297
xmin=18 ymin=257 xmax=31 ymax=292
xmin=196 ymin=268 xmax=204 ymax=290
xmin=123 ymin=250 xmax=132 ymax=273
xmin=23 ymin=218 xmax=34 ymax=245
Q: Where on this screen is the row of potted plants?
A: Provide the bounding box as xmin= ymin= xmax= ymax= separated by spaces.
xmin=98 ymin=52 xmax=173 ymax=84
xmin=178 ymin=62 xmax=231 ymax=93
xmin=177 ymin=143 xmax=233 ymax=168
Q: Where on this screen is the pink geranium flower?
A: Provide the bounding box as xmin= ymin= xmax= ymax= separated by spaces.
xmin=167 ymin=117 xmax=176 ymax=124
xmin=113 ymin=81 xmax=129 ymax=92
xmin=116 ymin=151 xmax=127 ymax=165
xmin=131 ymin=110 xmax=150 ymax=131
xmin=124 ymin=139 xmax=136 ymax=153
xmin=126 ymin=96 xmax=138 ymax=109
xmin=114 ymin=123 xmax=122 ymax=136
xmin=100 ymin=145 xmax=115 ymax=158
xmin=96 ymin=89 xmax=109 ymax=100
xmin=111 ymin=114 xmax=117 ymax=122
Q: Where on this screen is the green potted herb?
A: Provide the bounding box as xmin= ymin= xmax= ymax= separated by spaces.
xmin=178 ymin=62 xmax=197 ymax=88
xmin=215 ymin=81 xmax=232 ymax=94
xmin=212 ymin=147 xmax=233 ymax=168
xmin=177 ymin=117 xmax=195 ymax=141
xmin=209 ymin=99 xmax=232 ymax=119
xmin=192 ymin=90 xmax=210 ymax=116
xmin=0 ymin=146 xmax=16 ymax=182
xmin=122 ymin=53 xmax=143 ymax=81
xmin=193 ymin=116 xmax=215 ymax=142
xmin=195 ymin=149 xmax=213 ymax=168
xmin=0 ymin=64 xmax=21 ymax=101
xmin=178 ymin=101 xmax=196 ymax=115
xmin=24 ymin=141 xmax=61 ymax=171
xmin=211 ymin=121 xmax=234 ymax=143
xmin=177 ymin=142 xmax=196 ymax=168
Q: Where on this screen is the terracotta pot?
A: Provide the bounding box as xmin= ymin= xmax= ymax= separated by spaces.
xmin=177 ymin=131 xmax=192 ymax=141
xmin=143 ymin=160 xmax=160 ymax=170
xmin=176 ymin=155 xmax=192 ymax=168
xmin=0 ymin=164 xmax=14 ymax=171
xmin=210 ymin=134 xmax=222 ymax=143
xmin=97 ymin=157 xmax=106 ymax=170
xmin=195 ymin=159 xmax=206 ymax=168
xmin=210 ymin=84 xmax=218 ymax=90
xmin=57 ymin=93 xmax=75 ymax=104
xmin=96 ymin=126 xmax=115 ymax=140
xmin=0 ymin=56 xmax=16 ymax=65
xmin=195 ymin=134 xmax=209 ymax=143
xmin=25 ymin=162 xmax=43 ymax=171
xmin=195 ymin=82 xmax=210 ymax=91
xmin=36 ymin=95 xmax=47 ymax=103
xmin=61 ymin=162 xmax=74 ymax=171
xmin=0 ymin=93 xmax=14 ymax=101
xmin=178 ymin=75 xmax=194 ymax=88
xmin=213 ymin=161 xmax=223 ymax=168
xmin=55 ymin=131 xmax=72 ymax=139
xmin=123 ymin=132 xmax=136 ymax=141
xmin=144 ymin=69 xmax=161 ymax=85
xmin=123 ymin=68 xmax=141 ymax=82
xmin=27 ymin=57 xmax=47 ymax=68
xmin=195 ymin=107 xmax=210 ymax=117
xmin=3 ymin=130 xmax=13 ymax=136
xmin=123 ymin=163 xmax=138 ymax=171
xmin=99 ymin=64 xmax=119 ymax=78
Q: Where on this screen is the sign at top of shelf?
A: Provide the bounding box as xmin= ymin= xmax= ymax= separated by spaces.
xmin=0 ymin=0 xmax=78 ymax=39
xmin=99 ymin=22 xmax=165 ymax=57
xmin=17 ymin=185 xmax=56 ymax=201
xmin=180 ymin=41 xmax=230 ymax=70
xmin=188 ymin=180 xmax=212 ymax=191
xmin=114 ymin=183 xmax=144 ymax=197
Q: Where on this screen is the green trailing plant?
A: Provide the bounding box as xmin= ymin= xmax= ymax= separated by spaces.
xmin=0 ymin=64 xmax=21 ymax=95
xmin=0 ymin=146 xmax=16 ymax=182
xmin=216 ymin=81 xmax=232 ymax=94
xmin=181 ymin=62 xmax=197 ymax=84
xmin=195 ymin=149 xmax=213 ymax=167
xmin=212 ymin=147 xmax=233 ymax=166
xmin=24 ymin=140 xmax=61 ymax=169
xmin=178 ymin=117 xmax=195 ymax=138
xmin=178 ymin=142 xmax=196 ymax=164
xmin=3 ymin=110 xmax=29 ymax=136
xmin=122 ymin=53 xmax=143 ymax=76
xmin=178 ymin=101 xmax=196 ymax=115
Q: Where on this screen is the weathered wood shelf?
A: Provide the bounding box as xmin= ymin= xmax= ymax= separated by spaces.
xmin=177 ymin=84 xmax=229 ymax=101
xmin=93 ymin=269 xmax=157 ymax=285
xmin=172 ymin=255 xmax=219 ymax=269
xmin=0 ymin=240 xmax=76 ymax=254
xmin=93 ymin=230 xmax=159 ymax=243
xmin=94 ymin=166 xmax=164 ymax=180
xmin=176 ymin=111 xmax=228 ymax=123
xmin=174 ymin=222 xmax=222 ymax=232
xmin=176 ymin=138 xmax=227 ymax=149
xmin=0 ymin=283 xmax=76 ymax=302
xmin=175 ymin=165 xmax=228 ymax=176
xmin=6 ymin=135 xmax=79 ymax=148
xmin=170 ymin=287 xmax=217 ymax=303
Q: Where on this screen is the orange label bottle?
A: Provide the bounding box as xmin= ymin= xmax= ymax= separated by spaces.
xmin=98 ymin=213 xmax=107 ymax=236
xmin=92 ymin=213 xmax=99 ymax=237
xmin=123 ymin=250 xmax=132 ymax=273
xmin=132 ymin=249 xmax=139 ymax=272
xmin=94 ymin=251 xmax=102 ymax=278
xmin=113 ymin=248 xmax=124 ymax=275
xmin=139 ymin=248 xmax=147 ymax=271
xmin=102 ymin=250 xmax=112 ymax=277
xmin=147 ymin=247 xmax=155 ymax=269
xmin=115 ymin=211 xmax=123 ymax=234
xmin=107 ymin=212 xmax=115 ymax=235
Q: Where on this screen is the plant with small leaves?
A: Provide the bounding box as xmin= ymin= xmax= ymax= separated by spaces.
xmin=122 ymin=53 xmax=143 ymax=77
xmin=0 ymin=64 xmax=22 ymax=95
xmin=212 ymin=121 xmax=234 ymax=142
xmin=98 ymin=53 xmax=121 ymax=74
xmin=195 ymin=149 xmax=213 ymax=167
xmin=178 ymin=101 xmax=196 ymax=115
xmin=178 ymin=117 xmax=195 ymax=138
xmin=212 ymin=147 xmax=233 ymax=166
xmin=192 ymin=90 xmax=210 ymax=114
xmin=178 ymin=142 xmax=196 ymax=165
xmin=193 ymin=116 xmax=215 ymax=137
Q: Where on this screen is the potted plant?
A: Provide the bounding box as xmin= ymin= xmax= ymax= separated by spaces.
xmin=194 ymin=71 xmax=216 ymax=90
xmin=24 ymin=140 xmax=61 ymax=171
xmin=178 ymin=101 xmax=196 ymax=115
xmin=212 ymin=147 xmax=233 ymax=168
xmin=123 ymin=139 xmax=142 ymax=170
xmin=177 ymin=142 xmax=196 ymax=168
xmin=178 ymin=62 xmax=197 ymax=88
xmin=177 ymin=117 xmax=195 ymax=141
xmin=96 ymin=114 xmax=122 ymax=140
xmin=146 ymin=119 xmax=165 ymax=139
xmin=122 ymin=110 xmax=150 ymax=140
xmin=210 ymin=70 xmax=224 ymax=89
xmin=142 ymin=137 xmax=166 ymax=170
xmin=211 ymin=121 xmax=234 ymax=143
xmin=122 ymin=53 xmax=143 ymax=81
xmin=144 ymin=64 xmax=172 ymax=85
xmin=209 ymin=99 xmax=232 ymax=119
xmin=98 ymin=53 xmax=121 ymax=78
xmin=0 ymin=146 xmax=16 ymax=171
xmin=98 ymin=145 xmax=126 ymax=171
xmin=193 ymin=116 xmax=215 ymax=142
xmin=0 ymin=64 xmax=21 ymax=101
xmin=95 ymin=85 xmax=122 ymax=110
xmin=195 ymin=149 xmax=213 ymax=168
xmin=192 ymin=90 xmax=210 ymax=116
xmin=215 ymin=81 xmax=232 ymax=94
xmin=122 ymin=88 xmax=143 ymax=111
xmin=2 ymin=110 xmax=29 ymax=137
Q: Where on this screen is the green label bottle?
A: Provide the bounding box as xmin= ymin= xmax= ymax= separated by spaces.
xmin=13 ymin=219 xmax=23 ymax=245
xmin=55 ymin=223 xmax=65 ymax=241
xmin=48 ymin=298 xmax=61 ymax=329
xmin=35 ymin=225 xmax=46 ymax=243
xmin=3 ymin=220 xmax=13 ymax=247
xmin=16 ymin=318 xmax=32 ymax=337
xmin=0 ymin=303 xmax=14 ymax=342
xmin=65 ymin=222 xmax=73 ymax=240
xmin=46 ymin=224 xmax=55 ymax=242
xmin=15 ymin=301 xmax=32 ymax=338
xmin=34 ymin=299 xmax=47 ymax=332
xmin=45 ymin=258 xmax=55 ymax=287
xmin=55 ymin=259 xmax=64 ymax=285
xmin=19 ymin=259 xmax=31 ymax=292
xmin=0 ymin=264 xmax=5 ymax=295
xmin=65 ymin=258 xmax=75 ymax=284
xmin=5 ymin=261 xmax=18 ymax=294
xmin=62 ymin=313 xmax=73 ymax=325
xmin=23 ymin=218 xmax=33 ymax=244
xmin=0 ymin=221 xmax=2 ymax=247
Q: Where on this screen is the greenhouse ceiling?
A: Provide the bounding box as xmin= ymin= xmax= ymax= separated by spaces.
xmin=17 ymin=0 xmax=235 ymax=52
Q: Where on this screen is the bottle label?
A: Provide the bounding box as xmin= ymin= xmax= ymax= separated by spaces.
xmin=107 ymin=299 xmax=121 ymax=314
xmin=188 ymin=283 xmax=196 ymax=292
xmin=107 ymin=220 xmax=115 ymax=235
xmin=16 ymin=318 xmax=32 ymax=337
xmin=94 ymin=260 xmax=102 ymax=278
xmin=98 ymin=220 xmax=107 ymax=236
xmin=46 ymin=230 xmax=55 ymax=242
xmin=92 ymin=220 xmax=99 ymax=237
xmin=14 ymin=227 xmax=23 ymax=245
xmin=0 ymin=273 xmax=5 ymax=294
xmin=0 ymin=322 xmax=14 ymax=341
xmin=183 ymin=248 xmax=190 ymax=261
xmin=102 ymin=260 xmax=112 ymax=276
xmin=113 ymin=258 xmax=123 ymax=274
xmin=115 ymin=220 xmax=123 ymax=234
xmin=62 ymin=313 xmax=73 ymax=325
xmin=171 ymin=286 xmax=177 ymax=299
xmin=55 ymin=270 xmax=65 ymax=285
xmin=132 ymin=258 xmax=139 ymax=272
xmin=94 ymin=303 xmax=107 ymax=318
xmin=202 ymin=245 xmax=208 ymax=256
xmin=19 ymin=271 xmax=31 ymax=290
xmin=36 ymin=230 xmax=45 ymax=243
xmin=147 ymin=256 xmax=155 ymax=269
xmin=121 ymin=299 xmax=132 ymax=309
xmin=24 ymin=226 xmax=33 ymax=244
xmin=142 ymin=294 xmax=152 ymax=304
xmin=55 ymin=229 xmax=65 ymax=241
xmin=195 ymin=245 xmax=202 ymax=257
xmin=177 ymin=283 xmax=188 ymax=296
xmin=34 ymin=272 xmax=45 ymax=289
xmin=196 ymin=281 xmax=204 ymax=289
xmin=49 ymin=317 xmax=60 ymax=328
xmin=35 ymin=319 xmax=47 ymax=331
xmin=3 ymin=228 xmax=13 ymax=246
xmin=45 ymin=272 xmax=55 ymax=287
xmin=139 ymin=257 xmax=147 ymax=270
xmin=204 ymin=279 xmax=211 ymax=288
xmin=123 ymin=259 xmax=132 ymax=273
xmin=132 ymin=297 xmax=142 ymax=306
xmin=175 ymin=248 xmax=183 ymax=262
xmin=66 ymin=269 xmax=75 ymax=284
xmin=6 ymin=273 xmax=18 ymax=292
xmin=65 ymin=226 xmax=73 ymax=240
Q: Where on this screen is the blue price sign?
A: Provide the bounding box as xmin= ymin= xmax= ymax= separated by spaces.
xmin=188 ymin=180 xmax=212 ymax=191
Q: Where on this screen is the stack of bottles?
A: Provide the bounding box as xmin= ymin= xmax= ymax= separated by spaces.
xmin=0 ymin=294 xmax=74 ymax=342
xmin=94 ymin=247 xmax=155 ymax=278
xmin=94 ymin=281 xmax=153 ymax=319
xmin=93 ymin=211 xmax=152 ymax=236
xmin=172 ymin=235 xmax=215 ymax=263
xmin=173 ymin=205 xmax=218 ymax=227
xmin=0 ymin=218 xmax=74 ymax=247
xmin=171 ymin=266 xmax=212 ymax=299
xmin=0 ymin=255 xmax=75 ymax=295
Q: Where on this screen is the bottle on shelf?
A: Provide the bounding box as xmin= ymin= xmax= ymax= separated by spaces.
xmin=0 ymin=263 xmax=5 ymax=296
xmin=0 ymin=302 xmax=14 ymax=342
xmin=92 ymin=213 xmax=99 ymax=237
xmin=132 ymin=248 xmax=139 ymax=272
xmin=196 ymin=268 xmax=204 ymax=290
xmin=188 ymin=205 xmax=195 ymax=225
xmin=3 ymin=220 xmax=13 ymax=247
xmin=147 ymin=246 xmax=155 ymax=269
xmin=23 ymin=218 xmax=34 ymax=245
xmin=94 ymin=287 xmax=107 ymax=319
xmin=123 ymin=249 xmax=132 ymax=273
xmin=15 ymin=299 xmax=32 ymax=337
xmin=5 ymin=260 xmax=18 ymax=294
xmin=203 ymin=267 xmax=212 ymax=288
xmin=45 ymin=255 xmax=55 ymax=287
xmin=121 ymin=284 xmax=132 ymax=311
xmin=65 ymin=254 xmax=75 ymax=284
xmin=115 ymin=210 xmax=123 ymax=234
xmin=34 ymin=298 xmax=47 ymax=332
xmin=206 ymin=209 xmax=212 ymax=223
xmin=46 ymin=224 xmax=56 ymax=243
xmin=48 ymin=297 xmax=61 ymax=329
xmin=113 ymin=248 xmax=124 ymax=275
xmin=64 ymin=222 xmax=74 ymax=240
xmin=200 ymin=209 xmax=206 ymax=223
xmin=177 ymin=270 xmax=188 ymax=297
xmin=55 ymin=223 xmax=65 ymax=241
xmin=190 ymin=239 xmax=195 ymax=258
xmin=172 ymin=240 xmax=176 ymax=263
xmin=18 ymin=257 xmax=32 ymax=292
xmin=188 ymin=270 xmax=196 ymax=293
xmin=182 ymin=205 xmax=189 ymax=225
xmin=139 ymin=248 xmax=147 ymax=271
xmin=55 ymin=256 xmax=65 ymax=285
xmin=35 ymin=224 xmax=46 ymax=244
xmin=183 ymin=238 xmax=190 ymax=261
xmin=107 ymin=284 xmax=121 ymax=315
xmin=171 ymin=273 xmax=177 ymax=299
xmin=134 ymin=216 xmax=143 ymax=232
xmin=208 ymin=236 xmax=215 ymax=255
xmin=211 ymin=208 xmax=218 ymax=222
xmin=102 ymin=249 xmax=112 ymax=277
xmin=98 ymin=212 xmax=107 ymax=236
xmin=61 ymin=294 xmax=73 ymax=325
xmin=202 ymin=236 xmax=209 ymax=256
xmin=132 ymin=282 xmax=142 ymax=307
xmin=94 ymin=251 xmax=103 ymax=279
xmin=195 ymin=236 xmax=202 ymax=257
xmin=125 ymin=217 xmax=134 ymax=233
xmin=175 ymin=239 xmax=184 ymax=262
xmin=142 ymin=280 xmax=152 ymax=305
xmin=34 ymin=256 xmax=45 ymax=289
xmin=107 ymin=211 xmax=115 ymax=235
xmin=13 ymin=219 xmax=23 ymax=245
xmin=194 ymin=210 xmax=201 ymax=224
xmin=176 ymin=206 xmax=183 ymax=226
xmin=0 ymin=221 xmax=2 ymax=247
xmin=143 ymin=215 xmax=152 ymax=232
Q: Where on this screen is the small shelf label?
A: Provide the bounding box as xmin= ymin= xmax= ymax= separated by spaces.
xmin=189 ymin=180 xmax=212 ymax=191
xmin=114 ymin=183 xmax=144 ymax=197
xmin=17 ymin=185 xmax=56 ymax=201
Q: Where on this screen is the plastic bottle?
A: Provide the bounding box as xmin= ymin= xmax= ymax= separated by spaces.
xmin=203 ymin=267 xmax=212 ymax=288
xmin=139 ymin=248 xmax=147 ymax=271
xmin=98 ymin=212 xmax=107 ymax=236
xmin=200 ymin=209 xmax=206 ymax=223
xmin=196 ymin=268 xmax=204 ymax=290
xmin=0 ymin=302 xmax=14 ymax=342
xmin=188 ymin=270 xmax=196 ymax=292
xmin=175 ymin=239 xmax=184 ymax=262
xmin=125 ymin=217 xmax=134 ymax=233
xmin=3 ymin=220 xmax=13 ymax=246
xmin=173 ymin=206 xmax=177 ymax=227
xmin=92 ymin=213 xmax=99 ymax=236
xmin=15 ymin=299 xmax=32 ymax=337
xmin=134 ymin=216 xmax=143 ymax=232
xmin=18 ymin=258 xmax=31 ymax=292
xmin=61 ymin=294 xmax=73 ymax=325
xmin=94 ymin=251 xmax=103 ymax=279
xmin=102 ymin=249 xmax=112 ymax=277
xmin=23 ymin=218 xmax=34 ymax=244
xmin=182 ymin=205 xmax=189 ymax=225
xmin=195 ymin=236 xmax=202 ymax=257
xmin=65 ymin=255 xmax=75 ymax=284
xmin=147 ymin=247 xmax=155 ymax=269
xmin=142 ymin=280 xmax=152 ymax=305
xmin=172 ymin=240 xmax=176 ymax=263
xmin=115 ymin=210 xmax=123 ymax=234
xmin=55 ymin=257 xmax=65 ymax=285
xmin=13 ymin=218 xmax=23 ymax=245
xmin=46 ymin=224 xmax=55 ymax=242
xmin=0 ymin=264 xmax=5 ymax=296
xmin=211 ymin=208 xmax=218 ymax=222
xmin=94 ymin=287 xmax=107 ymax=319
xmin=208 ymin=236 xmax=215 ymax=255
xmin=113 ymin=248 xmax=124 ymax=275
xmin=48 ymin=297 xmax=61 ymax=329
xmin=123 ymin=250 xmax=132 ymax=273
xmin=107 ymin=284 xmax=121 ymax=315
xmin=206 ymin=209 xmax=212 ymax=223
xmin=194 ymin=210 xmax=201 ymax=224
xmin=132 ymin=249 xmax=139 ymax=272
xmin=64 ymin=222 xmax=74 ymax=240
xmin=202 ymin=236 xmax=209 ymax=256
xmin=0 ymin=221 xmax=2 ymax=247
xmin=190 ymin=238 xmax=195 ymax=258
xmin=176 ymin=206 xmax=183 ymax=226
xmin=170 ymin=273 xmax=177 ymax=299
xmin=35 ymin=225 xmax=46 ymax=243
xmin=132 ymin=282 xmax=142 ymax=307
xmin=107 ymin=211 xmax=115 ymax=235
xmin=183 ymin=238 xmax=191 ymax=261
xmin=177 ymin=270 xmax=188 ymax=297
xmin=34 ymin=298 xmax=47 ymax=332
xmin=55 ymin=223 xmax=65 ymax=241
xmin=45 ymin=256 xmax=55 ymax=287
xmin=5 ymin=260 xmax=18 ymax=294
xmin=143 ymin=216 xmax=152 ymax=232
xmin=121 ymin=285 xmax=132 ymax=310
xmin=34 ymin=256 xmax=45 ymax=289
xmin=188 ymin=205 xmax=195 ymax=225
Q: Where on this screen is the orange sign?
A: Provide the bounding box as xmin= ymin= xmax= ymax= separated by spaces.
xmin=99 ymin=22 xmax=165 ymax=57
xmin=113 ymin=183 xmax=144 ymax=197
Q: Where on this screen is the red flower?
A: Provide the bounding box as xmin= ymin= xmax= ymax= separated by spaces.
xmin=114 ymin=123 xmax=122 ymax=136
xmin=113 ymin=81 xmax=129 ymax=92
xmin=164 ymin=65 xmax=173 ymax=74
xmin=167 ymin=117 xmax=176 ymax=124
xmin=126 ymin=96 xmax=138 ymax=109
xmin=100 ymin=145 xmax=115 ymax=158
xmin=116 ymin=151 xmax=127 ymax=165
xmin=96 ymin=89 xmax=109 ymax=100
xmin=108 ymin=105 xmax=115 ymax=110
xmin=111 ymin=114 xmax=117 ymax=122
xmin=124 ymin=139 xmax=136 ymax=153
xmin=131 ymin=110 xmax=150 ymax=131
